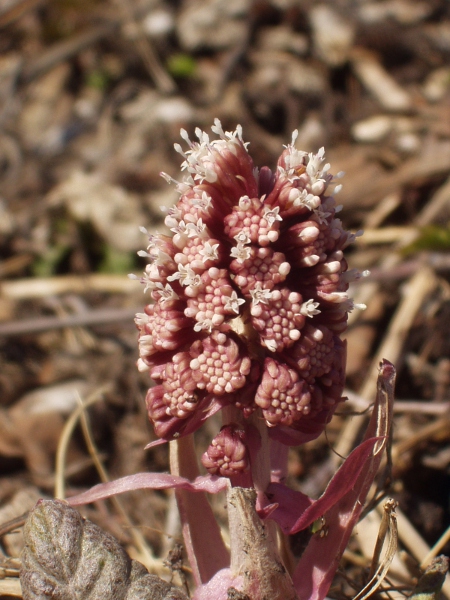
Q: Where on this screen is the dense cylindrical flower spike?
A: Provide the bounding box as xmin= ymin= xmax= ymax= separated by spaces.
xmin=201 ymin=424 xmax=249 ymax=477
xmin=134 ymin=120 xmax=362 ymax=448
xmin=255 ymin=358 xmax=311 ymax=426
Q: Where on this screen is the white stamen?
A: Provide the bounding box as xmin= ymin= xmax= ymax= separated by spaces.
xmin=200 ymin=242 xmax=220 ymax=262
xmin=192 ymin=192 xmax=212 ymax=211
xmin=186 ymin=219 xmax=206 ymax=238
xmin=167 ymin=264 xmax=199 ymax=286
xmin=300 ymin=299 xmax=321 ymax=317
xmin=263 ymin=206 xmax=282 ymax=227
xmin=250 ymin=285 xmax=272 ymax=306
xmin=194 ymin=319 xmax=214 ymax=333
xmin=234 ymin=231 xmax=251 ymax=245
xmin=230 ymin=244 xmax=251 ymax=262
xmin=313 ymin=205 xmax=332 ymax=224
xmin=224 ymin=291 xmax=245 ymax=314
xmin=154 ymin=282 xmax=179 ymax=302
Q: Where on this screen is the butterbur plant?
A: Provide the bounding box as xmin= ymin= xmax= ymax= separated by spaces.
xmin=67 ymin=122 xmax=395 ymax=600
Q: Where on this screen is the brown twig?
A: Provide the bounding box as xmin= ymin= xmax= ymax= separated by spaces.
xmin=112 ymin=0 xmax=176 ymax=94
xmin=20 ymin=22 xmax=120 ymax=83
xmin=0 ymin=513 xmax=28 ymax=539
xmin=0 ymin=0 xmax=45 ymax=27
xmin=0 ymin=307 xmax=140 ymax=337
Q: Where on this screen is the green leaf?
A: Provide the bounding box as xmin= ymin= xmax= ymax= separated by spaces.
xmin=166 ymin=54 xmax=197 ymax=78
xmin=402 ymin=224 xmax=450 ymax=256
xmin=32 ymin=245 xmax=70 ymax=277
xmin=99 ymin=245 xmax=135 ymax=274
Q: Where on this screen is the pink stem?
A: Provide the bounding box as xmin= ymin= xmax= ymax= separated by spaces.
xmin=169 ymin=435 xmax=230 ymax=586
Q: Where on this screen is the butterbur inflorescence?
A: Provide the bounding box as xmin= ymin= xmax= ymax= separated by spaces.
xmin=65 ymin=122 xmax=394 ymax=600
xmin=134 ymin=120 xmax=363 ymax=466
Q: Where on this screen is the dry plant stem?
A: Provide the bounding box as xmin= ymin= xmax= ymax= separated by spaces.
xmin=359 ymin=267 xmax=437 ymax=401
xmin=54 ymin=385 xmax=111 ymax=500
xmin=0 ymin=513 xmax=27 ymax=538
xmin=1 ymin=274 xmax=138 ymax=299
xmin=227 ymin=487 xmax=298 ymax=600
xmin=345 ymin=291 xmax=385 ymax=377
xmin=0 ymin=558 xmax=20 ymax=578
xmin=353 ymin=499 xmax=398 ymax=600
xmin=335 ymin=267 xmax=436 ymax=463
xmin=421 ymin=527 xmax=450 ymax=569
xmin=0 ymin=578 xmax=22 ymax=597
xmin=342 ymin=549 xmax=369 ymax=568
xmin=20 ymin=22 xmax=119 ymax=83
xmin=0 ymin=253 xmax=34 ymax=277
xmin=0 ymin=0 xmax=45 ymax=26
xmin=169 ymin=435 xmax=229 ymax=586
xmin=344 ymin=176 xmax=450 ymax=455
xmin=357 ymin=504 xmax=410 ymax=583
xmin=392 ymin=416 xmax=450 ymax=464
xmin=350 ymin=48 xmax=412 ymax=111
xmin=383 ymin=505 xmax=450 ymax=599
xmin=349 ymin=174 xmax=450 ymax=331
xmin=345 ymin=391 xmax=450 ymax=415
xmin=364 ymin=254 xmax=450 ymax=283
xmin=0 ymin=307 xmax=140 ymax=337
xmin=76 ymin=394 xmax=157 ymax=570
xmin=360 ymin=226 xmax=417 ymax=244
xmin=363 ymin=193 xmax=401 ymax=229
xmin=342 ymin=139 xmax=450 ymax=210
xmin=368 ymin=499 xmax=398 ymax=581
xmin=393 ymin=506 xmax=435 ymax=562
xmin=415 ymin=176 xmax=450 ymax=227
xmin=112 ymin=0 xmax=176 ymax=94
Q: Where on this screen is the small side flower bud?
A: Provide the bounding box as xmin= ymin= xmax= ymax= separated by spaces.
xmin=202 ymin=425 xmax=249 ymax=477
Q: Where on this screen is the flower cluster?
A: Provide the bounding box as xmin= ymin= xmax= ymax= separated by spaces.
xmin=201 ymin=424 xmax=249 ymax=477
xmin=134 ymin=120 xmax=362 ymax=470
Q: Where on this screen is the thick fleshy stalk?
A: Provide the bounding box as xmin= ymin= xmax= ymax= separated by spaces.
xmin=169 ymin=435 xmax=229 ymax=586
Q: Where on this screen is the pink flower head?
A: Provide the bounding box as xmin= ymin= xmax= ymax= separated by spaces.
xmin=134 ymin=120 xmax=360 ymax=447
xmin=201 ymin=424 xmax=249 ymax=478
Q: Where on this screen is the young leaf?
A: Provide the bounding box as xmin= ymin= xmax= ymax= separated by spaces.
xmin=20 ymin=499 xmax=188 ymax=600
xmin=67 ymin=472 xmax=228 ymax=506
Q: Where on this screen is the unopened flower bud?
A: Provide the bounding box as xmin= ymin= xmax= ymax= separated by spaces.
xmin=201 ymin=424 xmax=249 ymax=477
